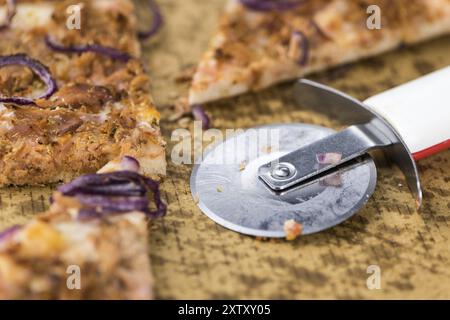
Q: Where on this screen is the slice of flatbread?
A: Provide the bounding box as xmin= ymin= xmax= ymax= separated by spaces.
xmin=0 ymin=212 xmax=152 ymax=299
xmin=189 ymin=0 xmax=450 ymax=104
xmin=0 ymin=157 xmax=165 ymax=299
xmin=0 ymin=210 xmax=153 ymax=299
xmin=0 ymin=0 xmax=165 ymax=186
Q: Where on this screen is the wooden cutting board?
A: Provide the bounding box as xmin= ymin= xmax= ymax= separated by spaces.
xmin=1 ymin=0 xmax=449 ymax=299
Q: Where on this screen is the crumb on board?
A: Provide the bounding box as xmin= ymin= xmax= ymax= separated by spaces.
xmin=262 ymin=146 xmax=273 ymax=154
xmin=239 ymin=161 xmax=247 ymax=171
xmin=216 ymin=186 xmax=223 ymax=193
xmin=284 ymin=219 xmax=302 ymax=241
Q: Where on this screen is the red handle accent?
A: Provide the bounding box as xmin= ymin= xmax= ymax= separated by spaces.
xmin=413 ymin=139 xmax=450 ymax=161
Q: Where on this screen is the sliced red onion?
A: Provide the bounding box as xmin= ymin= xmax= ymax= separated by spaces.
xmin=68 ymin=182 xmax=146 ymax=197
xmin=292 ymin=31 xmax=309 ymax=66
xmin=316 ymin=152 xmax=342 ymax=165
xmin=120 ymin=156 xmax=140 ymax=172
xmin=0 ymin=0 xmax=16 ymax=31
xmin=192 ymin=105 xmax=211 ymax=130
xmin=58 ymin=171 xmax=145 ymax=196
xmin=76 ymin=195 xmax=150 ymax=213
xmin=0 ymin=224 xmax=20 ymax=242
xmin=137 ymin=0 xmax=163 ymax=40
xmin=45 ymin=35 xmax=131 ymax=62
xmin=57 ymin=170 xmax=166 ymax=219
xmin=0 ymin=54 xmax=57 ymax=105
xmin=0 ymin=97 xmax=39 ymax=105
xmin=240 ymin=0 xmax=304 ymax=11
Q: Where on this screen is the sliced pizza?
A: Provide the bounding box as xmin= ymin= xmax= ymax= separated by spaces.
xmin=0 ymin=0 xmax=165 ymax=186
xmin=189 ymin=0 xmax=450 ymax=104
xmin=0 ymin=156 xmax=165 ymax=299
xmin=0 ymin=212 xmax=153 ymax=299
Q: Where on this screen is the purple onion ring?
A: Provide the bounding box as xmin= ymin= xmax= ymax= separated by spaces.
xmin=0 ymin=53 xmax=57 ymax=105
xmin=76 ymin=195 xmax=151 ymax=213
xmin=45 ymin=35 xmax=132 ymax=62
xmin=292 ymin=30 xmax=309 ymax=66
xmin=0 ymin=224 xmax=21 ymax=242
xmin=0 ymin=0 xmax=16 ymax=31
xmin=57 ymin=170 xmax=166 ymax=219
xmin=192 ymin=105 xmax=211 ymax=130
xmin=138 ymin=0 xmax=163 ymax=40
xmin=240 ymin=0 xmax=304 ymax=11
xmin=68 ymin=182 xmax=146 ymax=197
xmin=120 ymin=156 xmax=140 ymax=172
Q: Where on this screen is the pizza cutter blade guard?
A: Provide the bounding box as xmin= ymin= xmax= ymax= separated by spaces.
xmin=190 ymin=67 xmax=450 ymax=237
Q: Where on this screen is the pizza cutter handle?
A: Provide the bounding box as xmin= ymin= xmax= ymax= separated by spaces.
xmin=363 ymin=66 xmax=450 ymax=161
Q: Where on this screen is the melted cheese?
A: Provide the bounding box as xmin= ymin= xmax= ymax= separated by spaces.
xmin=17 ymin=221 xmax=66 ymax=257
xmin=0 ymin=104 xmax=14 ymax=132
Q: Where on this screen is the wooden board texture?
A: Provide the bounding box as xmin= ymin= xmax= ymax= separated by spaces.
xmin=1 ymin=0 xmax=450 ymax=299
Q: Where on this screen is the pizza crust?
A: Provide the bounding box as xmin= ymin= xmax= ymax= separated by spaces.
xmin=189 ymin=0 xmax=450 ymax=105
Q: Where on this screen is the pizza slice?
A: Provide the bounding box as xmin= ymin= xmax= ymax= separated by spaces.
xmin=0 ymin=0 xmax=165 ymax=186
xmin=189 ymin=0 xmax=450 ymax=104
xmin=0 ymin=212 xmax=153 ymax=299
xmin=0 ymin=156 xmax=165 ymax=299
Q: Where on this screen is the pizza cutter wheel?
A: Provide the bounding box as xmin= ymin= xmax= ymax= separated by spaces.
xmin=190 ymin=67 xmax=450 ymax=237
xmin=190 ymin=123 xmax=377 ymax=237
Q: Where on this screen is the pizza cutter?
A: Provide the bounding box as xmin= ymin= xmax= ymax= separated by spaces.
xmin=190 ymin=67 xmax=450 ymax=237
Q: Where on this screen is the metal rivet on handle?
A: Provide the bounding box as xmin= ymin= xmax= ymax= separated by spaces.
xmin=270 ymin=162 xmax=296 ymax=180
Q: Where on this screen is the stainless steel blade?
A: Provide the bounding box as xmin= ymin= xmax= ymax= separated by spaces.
xmin=190 ymin=124 xmax=377 ymax=237
xmin=258 ymin=79 xmax=422 ymax=206
xmin=258 ymin=121 xmax=391 ymax=191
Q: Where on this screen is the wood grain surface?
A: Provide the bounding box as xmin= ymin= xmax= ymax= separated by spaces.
xmin=1 ymin=0 xmax=449 ymax=299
